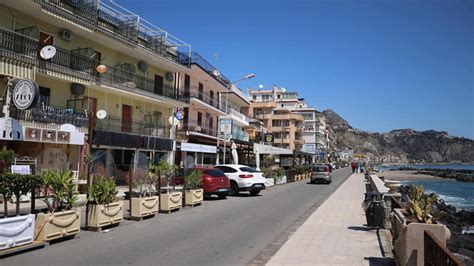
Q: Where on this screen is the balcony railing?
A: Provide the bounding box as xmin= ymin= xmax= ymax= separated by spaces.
xmin=34 ymin=0 xmax=191 ymax=67
xmin=0 ymin=27 xmax=38 ymax=60
xmin=231 ymin=125 xmax=249 ymax=142
xmin=95 ymin=115 xmax=170 ymax=138
xmin=9 ymin=104 xmax=89 ymax=128
xmin=97 ymin=64 xmax=188 ymax=102
xmin=228 ymin=108 xmax=250 ymax=124
xmin=180 ymin=119 xmax=217 ymax=137
xmin=188 ymin=87 xmax=223 ymax=111
xmin=178 ymin=52 xmax=230 ymax=85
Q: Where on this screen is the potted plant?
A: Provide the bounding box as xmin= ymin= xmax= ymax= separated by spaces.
xmin=262 ymin=167 xmax=275 ymax=187
xmin=35 ymin=170 xmax=81 ymax=242
xmin=274 ymin=168 xmax=287 ymax=185
xmin=157 ymin=160 xmax=181 ymax=213
xmin=392 ymin=185 xmax=449 ymax=266
xmin=87 ymin=176 xmax=123 ymax=231
xmin=184 ymin=169 xmax=203 ymax=206
xmin=0 ymin=173 xmax=41 ymax=250
xmin=130 ymin=164 xmax=159 ymax=220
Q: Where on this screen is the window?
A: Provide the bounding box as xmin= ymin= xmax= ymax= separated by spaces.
xmin=205 ymin=169 xmax=225 ymax=177
xmin=215 ymin=166 xmax=236 ymax=173
xmin=272 ymin=120 xmax=281 ymax=127
xmin=210 ymin=91 xmax=214 ymax=106
xmin=239 ymin=167 xmax=260 ymax=173
xmin=197 ymin=112 xmax=202 ymax=126
xmin=253 ymin=95 xmax=257 ymax=100
xmin=39 ymin=87 xmax=50 ymax=106
xmin=198 ymin=83 xmax=203 ymax=100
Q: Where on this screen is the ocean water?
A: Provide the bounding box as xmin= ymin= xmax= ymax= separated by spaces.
xmin=380 ymin=163 xmax=474 ymax=171
xmin=401 ymin=179 xmax=474 ymax=211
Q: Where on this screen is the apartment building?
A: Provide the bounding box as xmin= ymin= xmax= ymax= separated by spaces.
xmin=175 ymin=52 xmax=252 ymax=166
xmin=0 ymin=0 xmax=190 ymax=185
xmin=248 ymin=86 xmax=305 ymax=151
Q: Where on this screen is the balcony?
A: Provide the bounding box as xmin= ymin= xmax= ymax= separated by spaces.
xmin=188 ymin=87 xmax=223 ymax=112
xmin=272 ymin=113 xmax=304 ymax=121
xmin=178 ymin=52 xmax=230 ymax=85
xmin=180 ymin=119 xmax=217 ymax=138
xmin=231 ymin=125 xmax=249 ymax=142
xmin=228 ymin=108 xmax=250 ymax=126
xmin=95 ymin=115 xmax=170 ymax=138
xmin=97 ymin=64 xmax=189 ymax=103
xmin=250 ymin=101 xmax=277 ymax=109
xmin=34 ymin=0 xmax=190 ymax=67
xmin=9 ymin=104 xmax=89 ymax=128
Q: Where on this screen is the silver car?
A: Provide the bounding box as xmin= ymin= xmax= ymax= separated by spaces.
xmin=310 ymin=164 xmax=332 ymax=184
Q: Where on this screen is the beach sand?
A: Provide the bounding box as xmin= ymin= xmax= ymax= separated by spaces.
xmin=376 ymin=170 xmax=447 ymax=181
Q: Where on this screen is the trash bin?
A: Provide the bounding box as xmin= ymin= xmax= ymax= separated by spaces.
xmin=365 ymin=200 xmax=385 ymax=227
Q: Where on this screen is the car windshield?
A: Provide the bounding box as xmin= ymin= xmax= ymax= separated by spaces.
xmin=239 ymin=167 xmax=259 ymax=173
xmin=312 ymin=166 xmax=328 ymax=172
xmin=205 ymin=169 xmax=225 ymax=177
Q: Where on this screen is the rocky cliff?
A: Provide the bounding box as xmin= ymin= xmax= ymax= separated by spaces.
xmin=322 ymin=110 xmax=474 ymax=163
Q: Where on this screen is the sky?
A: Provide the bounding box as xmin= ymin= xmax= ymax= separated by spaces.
xmin=120 ymin=0 xmax=473 ymax=139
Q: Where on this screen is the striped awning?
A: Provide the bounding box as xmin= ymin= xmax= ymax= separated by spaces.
xmin=0 ymin=57 xmax=34 ymax=79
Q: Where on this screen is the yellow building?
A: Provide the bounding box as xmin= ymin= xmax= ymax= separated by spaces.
xmin=0 ymin=0 xmax=191 ymax=185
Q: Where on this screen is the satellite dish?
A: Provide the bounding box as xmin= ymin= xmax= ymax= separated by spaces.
xmin=259 ymin=84 xmax=264 ymax=89
xmin=168 ymin=116 xmax=179 ymax=126
xmin=212 ymin=70 xmax=220 ymax=77
xmin=96 ymin=110 xmax=107 ymax=120
xmin=39 ymin=45 xmax=56 ymax=60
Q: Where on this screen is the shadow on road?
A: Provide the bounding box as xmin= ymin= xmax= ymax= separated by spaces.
xmin=347 ymin=225 xmax=373 ymax=232
xmin=364 ymin=257 xmax=396 ymax=266
xmin=231 ymin=193 xmax=262 ymax=198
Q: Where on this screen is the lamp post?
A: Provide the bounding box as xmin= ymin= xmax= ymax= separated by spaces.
xmin=217 ymin=73 xmax=255 ymax=165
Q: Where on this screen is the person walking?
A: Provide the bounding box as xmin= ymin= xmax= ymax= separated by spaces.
xmin=351 ymin=162 xmax=356 ymax=173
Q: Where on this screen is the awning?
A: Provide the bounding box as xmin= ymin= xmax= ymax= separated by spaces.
xmin=177 ymin=142 xmax=217 ymax=154
xmin=93 ymin=130 xmax=173 ymax=151
xmin=0 ymin=57 xmax=34 ymax=79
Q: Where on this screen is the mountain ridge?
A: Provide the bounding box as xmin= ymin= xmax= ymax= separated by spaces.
xmin=322 ymin=109 xmax=474 ymax=163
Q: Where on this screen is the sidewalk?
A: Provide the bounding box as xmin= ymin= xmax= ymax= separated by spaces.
xmin=267 ymin=173 xmax=393 ymax=266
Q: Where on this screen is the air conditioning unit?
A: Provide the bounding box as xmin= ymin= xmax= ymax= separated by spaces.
xmin=165 ymin=72 xmax=174 ymax=81
xmin=60 ymin=29 xmax=72 ymax=41
xmin=137 ymin=60 xmax=148 ymax=72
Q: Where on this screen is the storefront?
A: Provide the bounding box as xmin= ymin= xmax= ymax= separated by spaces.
xmin=253 ymin=143 xmax=293 ymax=170
xmin=176 ymin=142 xmax=217 ymax=168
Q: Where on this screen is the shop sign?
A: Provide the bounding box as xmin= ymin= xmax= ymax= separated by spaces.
xmin=11 ymin=165 xmax=31 ymax=175
xmin=175 ymin=110 xmax=185 ymax=121
xmin=219 ymin=118 xmax=232 ymax=137
xmin=11 ymin=79 xmax=39 ymax=110
xmin=264 ymin=133 xmax=274 ymax=144
xmin=180 ymin=142 xmax=217 ymax=154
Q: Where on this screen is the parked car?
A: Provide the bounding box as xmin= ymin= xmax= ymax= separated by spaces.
xmin=214 ymin=164 xmax=266 ymax=196
xmin=175 ymin=167 xmax=230 ymax=199
xmin=310 ymin=164 xmax=332 ymax=184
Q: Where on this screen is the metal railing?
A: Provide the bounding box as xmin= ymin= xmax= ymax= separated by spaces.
xmin=95 ymin=115 xmax=170 ymax=138
xmin=9 ymin=104 xmax=89 ymax=128
xmin=228 ymin=108 xmax=250 ymax=124
xmin=231 ymin=125 xmax=249 ymax=141
xmin=96 ymin=64 xmax=189 ymax=102
xmin=188 ymin=87 xmax=223 ymax=111
xmin=178 ymin=52 xmax=230 ymax=84
xmin=424 ymin=230 xmax=463 ymax=266
xmin=181 ymin=119 xmax=217 ymax=137
xmin=34 ymin=0 xmax=191 ymax=67
xmin=0 ymin=27 xmax=38 ymax=59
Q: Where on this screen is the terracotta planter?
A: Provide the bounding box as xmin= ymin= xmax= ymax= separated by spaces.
xmin=160 ymin=191 xmax=182 ymax=212
xmin=35 ymin=209 xmax=81 ymax=242
xmin=87 ymin=201 xmax=123 ymax=229
xmin=0 ymin=214 xmax=35 ymax=250
xmin=131 ymin=196 xmax=159 ymax=219
xmin=185 ymin=189 xmax=203 ymax=206
xmin=392 ymin=209 xmax=449 ymax=266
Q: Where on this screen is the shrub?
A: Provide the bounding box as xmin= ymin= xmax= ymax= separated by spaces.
xmin=184 ymin=169 xmax=203 ymax=190
xmin=407 ymin=185 xmax=438 ymax=224
xmin=156 ymin=160 xmax=178 ymax=192
xmin=41 ymin=170 xmax=77 ymax=212
xmin=88 ymin=176 xmax=117 ymax=205
xmin=133 ymin=163 xmax=160 ymax=198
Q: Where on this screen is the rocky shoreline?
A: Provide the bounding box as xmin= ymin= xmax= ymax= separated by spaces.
xmin=394 ymin=167 xmax=474 ymax=182
xmin=399 ymin=186 xmax=474 ymax=262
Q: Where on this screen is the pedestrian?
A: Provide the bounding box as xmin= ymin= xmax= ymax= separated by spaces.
xmin=351 ymin=162 xmax=356 ymax=173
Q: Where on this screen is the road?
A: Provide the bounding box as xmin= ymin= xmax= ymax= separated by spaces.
xmin=4 ymin=167 xmax=352 ymax=266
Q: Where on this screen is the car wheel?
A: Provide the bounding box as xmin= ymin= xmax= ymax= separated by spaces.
xmin=249 ymin=189 xmax=260 ymax=196
xmin=229 ymin=182 xmax=239 ymax=196
xmin=218 ymin=193 xmax=228 ymax=199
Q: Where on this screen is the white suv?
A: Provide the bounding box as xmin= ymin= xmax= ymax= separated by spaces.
xmin=214 ymin=164 xmax=266 ymax=196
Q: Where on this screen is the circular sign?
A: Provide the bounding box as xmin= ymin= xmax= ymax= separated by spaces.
xmin=11 ymin=79 xmax=39 ymax=110
xmin=175 ymin=110 xmax=185 ymax=121
xmin=96 ymin=110 xmax=107 ymax=120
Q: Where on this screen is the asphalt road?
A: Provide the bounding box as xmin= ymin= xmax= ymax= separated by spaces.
xmin=4 ymin=167 xmax=352 ymax=266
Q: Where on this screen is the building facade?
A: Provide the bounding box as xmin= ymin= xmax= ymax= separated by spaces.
xmin=0 ymin=0 xmax=190 ymax=185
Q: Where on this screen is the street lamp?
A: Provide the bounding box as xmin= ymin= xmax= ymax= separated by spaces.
xmin=217 ymin=73 xmax=255 ymax=165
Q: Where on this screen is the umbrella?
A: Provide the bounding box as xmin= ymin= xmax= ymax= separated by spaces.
xmin=231 ymin=141 xmax=238 ymax=164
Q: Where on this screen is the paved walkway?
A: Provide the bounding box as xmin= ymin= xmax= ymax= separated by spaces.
xmin=267 ymin=173 xmax=390 ymax=266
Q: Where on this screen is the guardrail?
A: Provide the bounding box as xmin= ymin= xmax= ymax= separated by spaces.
xmin=424 ymin=230 xmax=464 ymax=266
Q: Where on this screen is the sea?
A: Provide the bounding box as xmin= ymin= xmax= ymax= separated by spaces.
xmin=378 ymin=163 xmax=474 ymax=211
